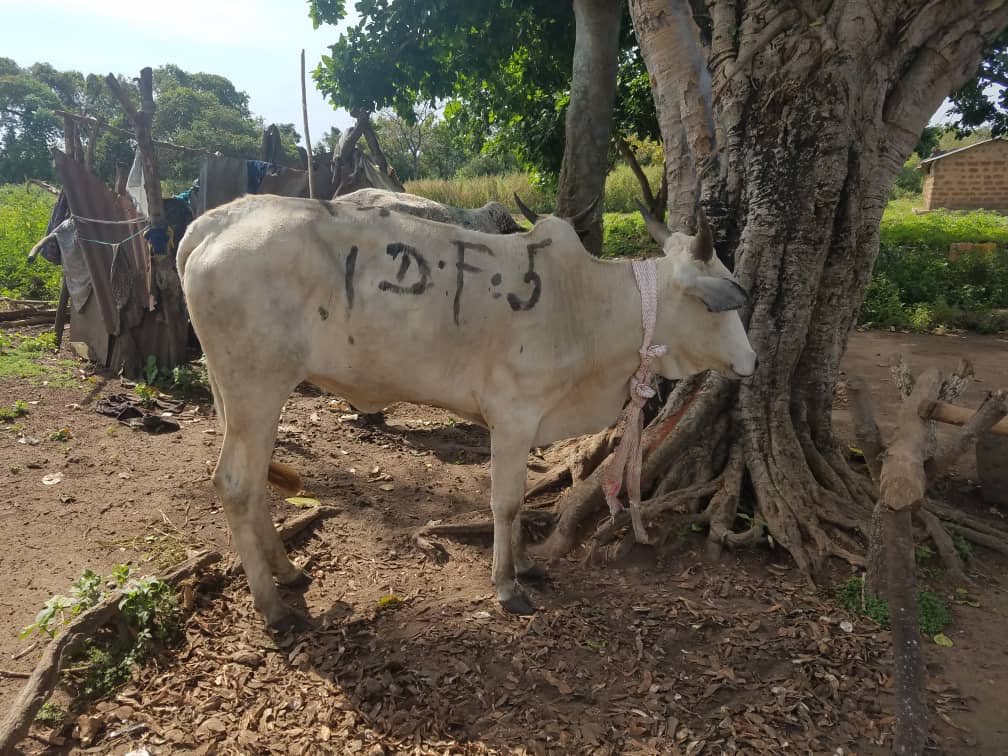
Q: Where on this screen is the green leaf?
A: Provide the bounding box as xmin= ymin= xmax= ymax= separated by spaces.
xmin=286 ymin=496 xmax=320 ymax=509
xmin=933 ymin=633 xmax=954 ymax=647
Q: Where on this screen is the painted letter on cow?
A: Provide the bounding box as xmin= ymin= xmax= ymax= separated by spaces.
xmin=452 ymin=240 xmax=495 ymax=326
xmin=344 ymin=246 xmax=358 ymax=313
xmin=507 ymin=239 xmax=549 ymax=312
xmin=378 ymin=242 xmax=433 ymax=296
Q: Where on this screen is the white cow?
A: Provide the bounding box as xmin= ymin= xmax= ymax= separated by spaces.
xmin=177 ymin=195 xmax=756 ymax=627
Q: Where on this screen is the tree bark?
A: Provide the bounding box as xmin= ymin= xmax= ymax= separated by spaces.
xmin=556 ymin=0 xmax=624 ymax=255
xmin=612 ymin=0 xmax=1008 ymax=572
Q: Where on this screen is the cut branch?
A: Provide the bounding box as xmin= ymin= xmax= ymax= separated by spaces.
xmin=916 ymin=509 xmax=970 ymax=586
xmin=925 ymin=391 xmax=1008 ymax=480
xmin=879 ymin=368 xmax=942 ymax=512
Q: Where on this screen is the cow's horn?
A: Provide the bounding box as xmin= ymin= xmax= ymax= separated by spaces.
xmin=513 ymin=193 xmax=542 ymax=225
xmin=566 ymin=194 xmax=601 ymax=228
xmin=692 ymin=209 xmax=714 ymax=262
xmin=636 ymin=200 xmax=670 ymax=246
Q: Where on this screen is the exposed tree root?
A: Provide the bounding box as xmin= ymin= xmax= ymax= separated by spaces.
xmin=916 ymin=509 xmax=970 ymax=586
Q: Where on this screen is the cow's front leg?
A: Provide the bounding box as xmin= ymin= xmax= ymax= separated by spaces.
xmin=489 ymin=429 xmax=537 ymax=615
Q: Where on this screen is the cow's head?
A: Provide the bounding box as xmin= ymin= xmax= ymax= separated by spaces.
xmin=513 ymin=193 xmax=599 ymax=239
xmin=638 ymin=203 xmax=757 ymax=380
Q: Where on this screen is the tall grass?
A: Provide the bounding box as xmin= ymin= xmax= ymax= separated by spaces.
xmin=0 ymin=185 xmax=59 ymax=301
xmin=406 ymin=163 xmax=662 ymax=214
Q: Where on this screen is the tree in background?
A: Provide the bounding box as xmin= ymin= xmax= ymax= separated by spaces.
xmin=947 ymin=28 xmax=1008 ymax=135
xmin=0 ymin=61 xmax=291 ymax=186
xmin=309 ymin=0 xmax=653 ymax=252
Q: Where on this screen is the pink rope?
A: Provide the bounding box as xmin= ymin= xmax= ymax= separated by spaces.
xmin=600 ymin=259 xmax=667 ymax=543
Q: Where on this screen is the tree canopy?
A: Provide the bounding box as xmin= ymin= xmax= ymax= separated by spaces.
xmin=309 ymin=0 xmax=652 ymax=177
xmin=0 ymin=61 xmax=298 ymax=185
xmin=947 ymin=28 xmax=1008 ymax=136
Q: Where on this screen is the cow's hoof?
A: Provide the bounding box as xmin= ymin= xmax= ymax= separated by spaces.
xmin=278 ymin=569 xmax=313 ymax=588
xmin=516 ymin=564 xmax=549 ymax=582
xmin=501 ymin=595 xmax=537 ymax=615
xmin=266 ymin=608 xmax=312 ymax=632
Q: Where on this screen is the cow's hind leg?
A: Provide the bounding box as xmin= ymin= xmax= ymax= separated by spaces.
xmin=209 ymin=365 xmax=306 ymax=588
xmin=488 ymin=426 xmax=538 ymax=615
xmin=213 ymin=378 xmax=306 ymax=627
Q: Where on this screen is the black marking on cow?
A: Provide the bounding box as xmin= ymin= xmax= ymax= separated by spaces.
xmin=318 ymin=200 xmax=338 ymax=218
xmin=379 ymin=208 xmax=390 ymax=217
xmin=318 ymin=306 xmax=329 ymax=320
xmin=438 ymin=260 xmax=446 ymax=270
xmin=348 ymin=334 xmax=355 ymax=345
xmin=491 ymin=273 xmax=502 ymax=286
xmin=507 ymin=238 xmax=549 ymax=312
xmin=345 ymin=246 xmax=358 ymax=313
xmin=378 ymin=242 xmax=433 ymax=295
xmin=520 ymin=344 xmax=524 ymax=353
xmin=451 ymin=239 xmax=495 ymax=326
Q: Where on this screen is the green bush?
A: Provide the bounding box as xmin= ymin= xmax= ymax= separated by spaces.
xmin=602 ymin=212 xmax=655 ymax=258
xmin=0 ymin=184 xmax=60 ymax=300
xmin=835 ymin=576 xmax=951 ymax=635
xmin=890 ymin=155 xmax=923 ymax=199
xmin=862 ymin=205 xmax=1008 ymax=332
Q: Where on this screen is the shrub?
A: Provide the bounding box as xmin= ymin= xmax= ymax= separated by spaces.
xmin=602 ymin=212 xmax=655 ymax=258
xmin=861 ymin=206 xmax=1008 ymax=331
xmin=0 ymin=184 xmax=60 ymax=300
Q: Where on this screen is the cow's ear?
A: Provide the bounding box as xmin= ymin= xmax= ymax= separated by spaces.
xmin=685 ymin=276 xmax=749 ymax=313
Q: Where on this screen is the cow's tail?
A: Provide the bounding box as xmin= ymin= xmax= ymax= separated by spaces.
xmin=268 ymin=461 xmax=303 ymax=494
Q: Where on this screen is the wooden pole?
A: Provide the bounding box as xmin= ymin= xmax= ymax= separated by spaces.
xmin=919 ymin=398 xmax=1008 ymax=437
xmin=301 ymin=50 xmax=315 ymax=199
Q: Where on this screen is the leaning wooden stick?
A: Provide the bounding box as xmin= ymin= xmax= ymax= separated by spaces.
xmin=0 ymin=550 xmax=221 ymax=753
xmin=300 ymin=49 xmax=315 ymax=199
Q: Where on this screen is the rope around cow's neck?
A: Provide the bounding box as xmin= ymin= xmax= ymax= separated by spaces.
xmin=600 ymin=259 xmax=667 ymax=544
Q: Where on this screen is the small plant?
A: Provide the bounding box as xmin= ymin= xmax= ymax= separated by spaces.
xmin=9 ymin=465 xmax=20 ymax=474
xmin=0 ymin=407 xmax=13 ymax=422
xmin=836 ymin=576 xmax=951 ymax=635
xmin=34 ymin=701 xmax=68 ymax=727
xmin=143 ymin=355 xmax=159 ymax=386
xmin=914 ymin=544 xmax=935 ymax=563
xmin=951 ymin=530 xmax=974 ymax=561
xmin=171 ymin=363 xmax=209 ymax=395
xmin=20 ymin=564 xmax=181 ymax=700
xmin=12 ymin=399 xmax=29 ymax=416
xmin=135 ymin=383 xmax=159 ymax=409
xmin=836 ymin=576 xmax=890 ymax=626
xmin=376 ymin=594 xmax=402 ymax=612
xmin=918 ymin=590 xmax=952 ymax=635
xmin=48 ymin=428 xmax=72 ymax=442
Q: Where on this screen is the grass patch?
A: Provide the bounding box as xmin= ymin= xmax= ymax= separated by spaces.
xmin=835 ymin=576 xmax=951 ymax=635
xmin=405 ymin=163 xmax=663 ymax=216
xmin=0 ymin=329 xmax=79 ymax=387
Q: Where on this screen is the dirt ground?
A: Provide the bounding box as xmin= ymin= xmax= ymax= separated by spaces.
xmin=0 ymin=327 xmax=1006 ymax=754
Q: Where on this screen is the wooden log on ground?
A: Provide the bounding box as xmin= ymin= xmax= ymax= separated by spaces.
xmin=0 ymin=315 xmax=62 ymax=329
xmin=0 ymin=550 xmax=221 ymax=754
xmin=0 ymin=309 xmax=58 ymax=322
xmin=880 ymin=368 xmax=942 ymax=513
xmin=227 ymin=506 xmax=339 ymax=576
xmin=919 ymin=398 xmax=1008 ymax=437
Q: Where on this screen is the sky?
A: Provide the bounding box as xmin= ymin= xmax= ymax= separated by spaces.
xmin=2 ymin=0 xmax=359 ymax=147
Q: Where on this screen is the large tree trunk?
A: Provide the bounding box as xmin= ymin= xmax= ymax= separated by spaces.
xmin=556 ymin=0 xmax=624 ymax=255
xmin=590 ymin=0 xmax=1008 ymax=571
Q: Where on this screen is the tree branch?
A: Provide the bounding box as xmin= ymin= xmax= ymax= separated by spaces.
xmin=924 ymin=390 xmax=1008 ymax=480
xmin=615 ymin=135 xmax=657 ymax=210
